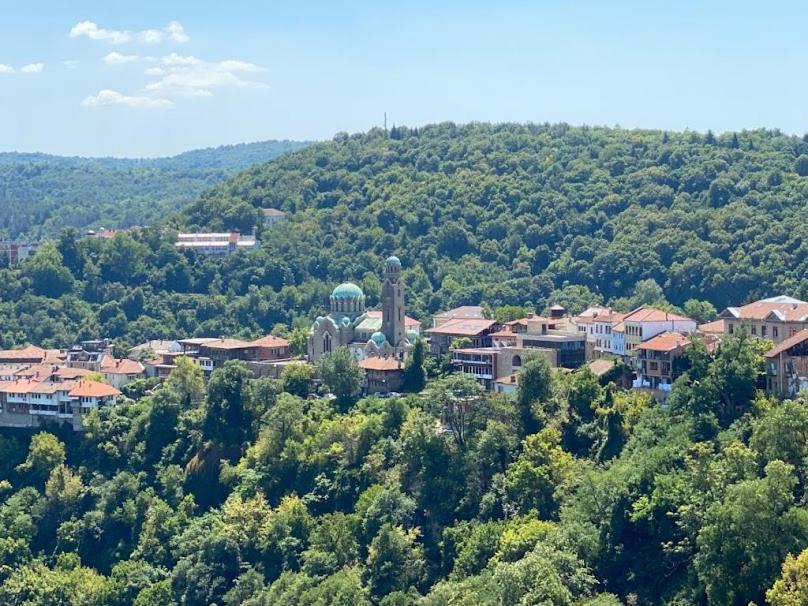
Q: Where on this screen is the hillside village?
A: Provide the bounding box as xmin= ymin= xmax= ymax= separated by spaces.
xmin=0 ymin=252 xmax=805 ymax=432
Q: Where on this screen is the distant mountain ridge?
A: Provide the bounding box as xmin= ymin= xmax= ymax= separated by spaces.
xmin=0 ymin=140 xmax=312 ymax=238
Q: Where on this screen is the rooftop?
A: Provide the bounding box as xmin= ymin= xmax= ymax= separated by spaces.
xmin=435 ymin=306 xmax=485 ymax=320
xmin=636 ymin=332 xmax=691 ymax=352
xmin=698 ymin=319 xmax=725 ymax=334
xmin=69 ymin=380 xmax=121 ymax=398
xmin=720 ymin=296 xmax=808 ymax=322
xmin=261 ymin=208 xmax=286 ymax=217
xmin=426 ymin=317 xmax=499 ymax=336
xmin=765 ymin=329 xmax=808 ymax=358
xmin=358 ymin=357 xmax=403 ymax=371
xmin=251 ymin=335 xmax=290 ymax=348
xmin=623 ymin=306 xmax=694 ymax=324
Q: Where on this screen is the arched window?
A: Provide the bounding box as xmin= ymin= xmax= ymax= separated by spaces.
xmin=512 ymin=355 xmax=522 ymax=368
xmin=323 ymin=333 xmax=332 ymax=354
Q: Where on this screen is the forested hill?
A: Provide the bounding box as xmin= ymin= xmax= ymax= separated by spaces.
xmin=0 ymin=140 xmax=310 ymax=238
xmin=182 ymin=123 xmax=808 ymax=313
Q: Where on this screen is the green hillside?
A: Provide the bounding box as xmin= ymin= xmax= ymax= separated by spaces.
xmin=0 ymin=140 xmax=311 ymax=238
xmin=182 ymin=123 xmax=808 ymax=314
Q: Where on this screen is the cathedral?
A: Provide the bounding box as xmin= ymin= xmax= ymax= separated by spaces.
xmin=307 ymin=256 xmax=420 ymax=363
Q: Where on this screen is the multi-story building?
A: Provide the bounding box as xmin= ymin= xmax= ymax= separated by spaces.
xmin=100 ymin=357 xmax=146 ymax=389
xmin=426 ymin=318 xmax=501 ymax=356
xmin=765 ymin=329 xmax=808 ymax=399
xmin=451 ymin=348 xmax=499 ymax=390
xmin=358 ymin=357 xmax=404 ymax=394
xmin=0 ymin=241 xmax=39 ymax=264
xmin=175 ymin=232 xmax=259 ymax=255
xmin=432 ymin=306 xmax=486 ymax=328
xmin=622 ymin=307 xmax=697 ymax=355
xmin=67 ymin=340 xmax=113 ymax=371
xmin=718 ymin=296 xmax=808 ymax=344
xmin=634 ymin=332 xmax=691 ymax=395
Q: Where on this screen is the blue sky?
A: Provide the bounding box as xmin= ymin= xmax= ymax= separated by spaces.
xmin=1 ymin=0 xmax=807 ymax=157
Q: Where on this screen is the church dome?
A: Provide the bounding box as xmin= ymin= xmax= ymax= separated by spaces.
xmin=385 ymin=256 xmax=401 ymax=267
xmin=370 ymin=331 xmax=388 ymax=347
xmin=406 ymin=329 xmax=419 ymax=343
xmin=331 ymin=282 xmax=364 ymax=299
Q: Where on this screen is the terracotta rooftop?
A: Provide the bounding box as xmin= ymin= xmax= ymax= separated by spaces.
xmin=426 ymin=317 xmax=499 ymax=336
xmin=262 ymin=208 xmax=286 ymax=217
xmin=0 ymin=345 xmax=48 ymax=361
xmin=765 ymin=329 xmax=808 ymax=358
xmin=251 ymin=335 xmax=290 ymax=348
xmin=587 ymin=359 xmax=617 ymax=377
xmin=720 ymin=296 xmax=808 ymax=322
xmin=698 ymin=320 xmax=725 ymax=334
xmin=495 ymin=374 xmax=519 ymax=385
xmin=623 ymin=306 xmax=694 ymax=324
xmin=577 ymin=306 xmax=613 ymax=320
xmin=636 ymin=332 xmax=691 ymax=352
xmin=434 ymin=306 xmax=485 ymax=320
xmin=358 ymin=357 xmax=403 ymax=371
xmin=69 ymin=380 xmax=121 ymax=398
xmin=100 ymin=357 xmax=144 ymax=375
xmin=200 ymin=338 xmax=253 ymax=350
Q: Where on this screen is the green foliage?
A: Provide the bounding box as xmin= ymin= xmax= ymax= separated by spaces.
xmin=317 ymin=347 xmax=363 ymax=408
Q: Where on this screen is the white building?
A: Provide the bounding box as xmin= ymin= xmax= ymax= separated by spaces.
xmin=176 ymin=232 xmax=259 ymax=256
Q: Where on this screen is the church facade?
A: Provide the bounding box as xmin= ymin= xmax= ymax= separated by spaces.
xmin=307 ymin=256 xmax=420 ymax=363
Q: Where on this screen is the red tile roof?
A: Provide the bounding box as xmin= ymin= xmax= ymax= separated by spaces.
xmin=69 ymin=380 xmax=121 ymax=398
xmin=698 ymin=320 xmax=725 ymax=334
xmin=765 ymin=329 xmax=808 ymax=358
xmin=251 ymin=335 xmax=290 ymax=348
xmin=100 ymin=357 xmax=144 ymax=375
xmin=624 ymin=307 xmax=694 ymax=324
xmin=637 ymin=332 xmax=691 ymax=352
xmin=722 ymin=298 xmax=808 ymax=322
xmin=358 ymin=357 xmax=403 ymax=371
xmin=0 ymin=345 xmax=48 ymax=361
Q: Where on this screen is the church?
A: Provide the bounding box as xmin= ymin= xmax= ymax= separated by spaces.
xmin=307 ymin=256 xmax=420 ymax=363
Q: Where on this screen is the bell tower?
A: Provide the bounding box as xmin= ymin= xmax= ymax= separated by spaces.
xmin=381 ymin=256 xmax=405 ymax=349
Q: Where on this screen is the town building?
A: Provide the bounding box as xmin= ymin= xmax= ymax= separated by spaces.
xmin=168 ymin=334 xmax=292 ymax=377
xmin=633 ymin=332 xmax=691 ymax=396
xmin=426 ymin=317 xmax=501 ymax=357
xmin=127 ymin=340 xmax=181 ymax=361
xmin=0 ymin=345 xmax=62 ymax=365
xmin=622 ymin=307 xmax=697 ymax=355
xmin=0 ymin=241 xmax=39 ymax=264
xmin=718 ymin=296 xmax=808 ymax=344
xmin=100 ymin=357 xmax=145 ymax=389
xmin=359 ymin=357 xmax=404 ymax=394
xmin=262 ymin=208 xmax=286 ymax=226
xmin=308 ymin=257 xmax=420 ymax=363
xmin=432 ymin=306 xmax=486 ymax=328
xmin=67 ymin=340 xmax=113 ymax=371
xmin=175 ymin=232 xmax=258 ymax=255
xmin=764 ymin=329 xmax=808 ymax=399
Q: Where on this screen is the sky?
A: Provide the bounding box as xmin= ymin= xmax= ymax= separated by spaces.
xmin=1 ymin=0 xmax=807 ymax=157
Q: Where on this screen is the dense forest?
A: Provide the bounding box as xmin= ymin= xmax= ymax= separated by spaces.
xmin=0 ymin=122 xmax=805 ymax=351
xmin=0 ymin=140 xmax=309 ymax=238
xmin=0 ymin=333 xmax=806 ymax=605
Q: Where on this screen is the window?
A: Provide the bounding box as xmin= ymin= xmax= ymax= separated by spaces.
xmin=751 ymin=326 xmax=757 ymax=335
xmin=649 ymin=362 xmax=658 ymax=371
xmin=323 ymin=333 xmax=332 ymax=354
xmin=773 ymin=327 xmax=779 ymax=338
xmin=728 ymin=323 xmax=735 ymax=335
xmin=761 ymin=326 xmax=767 ymax=337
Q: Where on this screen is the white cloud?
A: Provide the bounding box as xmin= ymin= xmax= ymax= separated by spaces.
xmin=70 ymin=21 xmax=132 ymax=44
xmin=102 ymin=52 xmax=139 ymax=65
xmin=145 ymin=56 xmax=266 ymax=97
xmin=0 ymin=64 xmax=14 ymax=74
xmin=20 ymin=63 xmax=44 ymax=74
xmin=82 ymin=89 xmax=174 ymax=109
xmin=69 ymin=20 xmax=189 ymax=45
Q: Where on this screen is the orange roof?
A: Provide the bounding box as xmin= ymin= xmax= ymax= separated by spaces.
xmin=69 ymin=380 xmax=121 ymax=398
xmin=359 ymin=357 xmax=403 ymax=371
xmin=201 ymin=338 xmax=253 ymax=350
xmin=587 ymin=359 xmax=617 ymax=377
xmin=251 ymin=335 xmax=290 ymax=348
xmin=624 ymin=306 xmax=694 ymax=324
xmin=426 ymin=318 xmax=499 ymax=336
xmin=698 ymin=319 xmax=725 ymax=334
xmin=765 ymin=329 xmax=808 ymax=358
xmin=577 ymin=306 xmax=612 ymax=320
xmin=0 ymin=379 xmax=40 ymax=394
xmin=721 ymin=297 xmax=808 ymax=322
xmin=637 ymin=332 xmax=690 ymax=352
xmin=0 ymin=345 xmax=47 ymax=361
xmin=100 ymin=357 xmax=144 ymax=375
xmin=366 ymin=310 xmax=421 ymax=328
xmin=490 ymin=330 xmax=519 ymax=339
xmin=495 ymin=374 xmax=519 ymax=385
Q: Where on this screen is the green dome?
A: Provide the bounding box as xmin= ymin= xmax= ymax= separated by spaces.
xmin=331 ymin=282 xmax=364 ymax=299
xmin=370 ymin=331 xmax=387 ymax=346
xmin=386 ymin=256 xmax=401 ymax=266
xmin=406 ymin=329 xmax=419 ymax=342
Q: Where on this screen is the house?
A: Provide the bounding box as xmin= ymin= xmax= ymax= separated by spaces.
xmin=0 ymin=345 xmax=61 ymax=365
xmin=697 ymin=320 xmax=725 ymax=336
xmin=0 ymin=373 xmax=120 ymax=431
xmin=100 ymin=357 xmax=145 ymax=389
xmin=432 ymin=306 xmax=485 ymax=328
xmin=358 ymin=356 xmax=404 ymax=394
xmin=262 ymin=208 xmax=286 ymax=226
xmin=633 ymin=332 xmax=691 ymax=396
xmin=718 ymin=296 xmax=808 ymax=343
xmin=765 ymin=329 xmax=808 ymax=399
xmin=0 ymin=241 xmax=39 ymax=264
xmin=452 ymin=348 xmax=499 ymax=390
xmin=426 ymin=318 xmax=501 ymax=356
xmin=175 ymin=232 xmax=259 ymax=255
xmin=128 ymin=340 xmax=181 ymax=361
xmin=67 ymin=340 xmax=113 ymax=371
xmin=575 ymin=307 xmax=627 ymax=360
xmin=494 ymin=374 xmax=519 ymax=395
xmin=622 ymin=307 xmax=697 ymax=355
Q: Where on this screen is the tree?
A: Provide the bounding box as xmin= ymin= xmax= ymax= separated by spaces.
xmin=204 ymin=360 xmax=253 ymax=447
xmin=364 ymin=524 xmax=425 ymax=600
xmin=402 ymin=338 xmax=426 ymax=393
xmin=317 ymin=347 xmax=363 ymax=408
xmin=165 ymin=356 xmax=205 ymax=407
xmin=683 ymin=299 xmax=717 ymax=324
xmin=516 ymin=356 xmax=553 ymax=435
xmin=280 ymin=363 xmax=312 ymax=398
xmin=795 ymin=154 xmax=808 ymax=177
xmin=16 ymin=432 xmax=65 ymax=486
xmin=22 ymin=242 xmax=74 ymax=297
xmin=767 ymin=548 xmax=808 ymax=606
